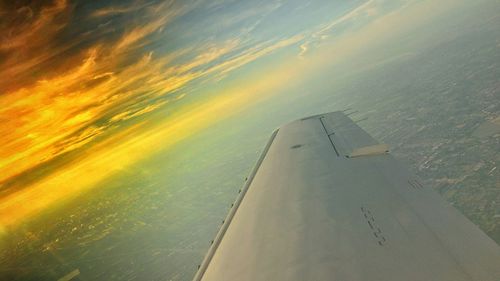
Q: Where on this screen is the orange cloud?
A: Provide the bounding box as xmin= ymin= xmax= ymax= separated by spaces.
xmin=0 ymin=0 xmax=68 ymax=51
xmin=90 ymin=1 xmax=153 ymax=18
xmin=0 ymin=0 xmax=72 ymax=93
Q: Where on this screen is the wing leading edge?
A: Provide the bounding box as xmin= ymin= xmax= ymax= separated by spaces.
xmin=194 ymin=111 xmax=500 ymax=281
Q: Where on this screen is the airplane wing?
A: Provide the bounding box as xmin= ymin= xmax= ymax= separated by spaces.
xmin=193 ymin=111 xmax=500 ymax=281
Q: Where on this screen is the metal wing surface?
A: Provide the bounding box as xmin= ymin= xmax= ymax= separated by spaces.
xmin=194 ymin=111 xmax=500 ymax=281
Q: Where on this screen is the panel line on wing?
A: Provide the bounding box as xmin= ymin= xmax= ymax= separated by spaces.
xmin=319 ymin=117 xmax=340 ymax=156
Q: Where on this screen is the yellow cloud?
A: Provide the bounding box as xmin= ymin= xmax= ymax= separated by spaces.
xmin=110 ymin=100 xmax=169 ymax=122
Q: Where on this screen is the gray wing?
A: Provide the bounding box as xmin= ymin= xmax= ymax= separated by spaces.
xmin=194 ymin=111 xmax=500 ymax=281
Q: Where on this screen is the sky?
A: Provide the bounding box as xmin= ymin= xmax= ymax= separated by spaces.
xmin=0 ymin=0 xmax=491 ymax=232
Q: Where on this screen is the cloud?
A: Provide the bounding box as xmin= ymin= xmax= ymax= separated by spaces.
xmin=298 ymin=42 xmax=308 ymax=58
xmin=298 ymin=0 xmax=377 ymax=57
xmin=110 ymin=100 xmax=169 ymax=122
xmin=0 ymin=0 xmax=68 ymax=51
xmin=115 ymin=14 xmax=173 ymax=51
xmin=206 ymin=35 xmax=305 ymax=80
xmin=90 ymin=1 xmax=153 ymax=18
xmin=313 ymin=0 xmax=377 ymax=39
xmin=51 ymin=125 xmax=108 ymax=157
xmin=0 ymin=0 xmax=73 ymax=93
